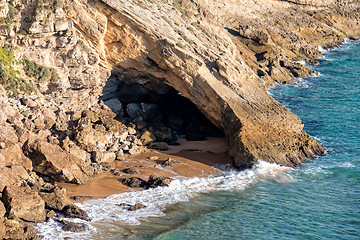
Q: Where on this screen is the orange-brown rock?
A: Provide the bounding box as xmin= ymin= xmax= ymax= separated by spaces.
xmin=1 ymin=0 xmax=359 ymax=170
xmin=2 ymin=186 xmax=46 ymax=222
xmin=24 ymin=140 xmax=92 ymax=184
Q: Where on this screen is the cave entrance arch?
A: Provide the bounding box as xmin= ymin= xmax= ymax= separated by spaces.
xmin=101 ymin=72 xmax=224 ymax=146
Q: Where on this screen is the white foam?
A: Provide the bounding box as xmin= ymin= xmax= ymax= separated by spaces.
xmin=340 ymin=162 xmax=355 ymax=168
xmin=294 ymin=78 xmax=310 ymax=88
xmin=35 ymin=161 xmax=292 ymax=239
xmin=297 ymin=60 xmax=306 ymax=65
xmin=318 ymin=45 xmax=327 ymax=53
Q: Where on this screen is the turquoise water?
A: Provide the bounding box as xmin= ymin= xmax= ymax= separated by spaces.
xmin=130 ymin=40 xmax=360 ymax=239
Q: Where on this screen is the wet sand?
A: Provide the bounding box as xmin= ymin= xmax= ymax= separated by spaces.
xmin=58 ymin=137 xmax=232 ymax=202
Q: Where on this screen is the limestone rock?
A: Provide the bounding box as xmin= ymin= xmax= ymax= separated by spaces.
xmin=120 ymin=177 xmax=147 ymax=188
xmin=140 ymin=130 xmax=156 ymax=145
xmin=20 ymin=98 xmax=38 ymax=108
xmin=146 ymin=174 xmax=172 ymax=188
xmin=149 ymin=142 xmax=168 ymax=151
xmin=62 ymin=204 xmax=89 ymax=221
xmin=92 ymin=151 xmax=116 ymax=164
xmin=161 ymin=158 xmax=179 ymax=167
xmin=0 ymin=201 xmax=6 ymax=218
xmin=1 ymin=218 xmax=39 ymax=240
xmin=60 ymin=220 xmax=88 ymax=232
xmin=103 ymin=98 xmax=123 ymax=116
xmin=126 ymin=103 xmax=158 ymax=121
xmin=24 ymin=140 xmax=91 ymax=184
xmin=0 ymin=144 xmax=32 ymax=171
xmin=0 ymin=125 xmax=18 ymax=146
xmin=74 ymin=127 xmax=111 ymax=151
xmin=39 ymin=186 xmax=72 ymax=211
xmin=0 ymin=167 xmax=23 ymax=192
xmin=2 ymin=186 xmax=46 ymax=222
xmin=81 ymin=110 xmax=99 ymax=123
xmin=0 ymin=218 xmax=4 ymax=239
xmin=128 ymin=203 xmax=146 ymax=211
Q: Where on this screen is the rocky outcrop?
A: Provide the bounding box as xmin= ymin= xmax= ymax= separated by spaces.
xmin=6 ymin=0 xmax=360 ymax=169
xmin=24 ymin=140 xmax=92 ymax=184
xmin=63 ymin=0 xmax=359 ymax=168
xmin=0 ymin=0 xmax=359 ymax=238
xmin=2 ymin=186 xmax=46 ymax=222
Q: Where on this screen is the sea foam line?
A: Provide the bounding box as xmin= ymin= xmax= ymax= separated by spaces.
xmin=35 ymin=161 xmax=292 ymax=240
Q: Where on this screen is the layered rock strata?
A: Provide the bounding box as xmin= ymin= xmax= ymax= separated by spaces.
xmin=0 ymin=0 xmax=359 ymax=238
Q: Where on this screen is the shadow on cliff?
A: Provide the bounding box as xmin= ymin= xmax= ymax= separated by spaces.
xmin=100 ymin=72 xmax=227 ymax=166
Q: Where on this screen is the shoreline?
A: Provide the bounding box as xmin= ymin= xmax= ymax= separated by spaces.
xmin=58 ymin=137 xmax=232 ymax=202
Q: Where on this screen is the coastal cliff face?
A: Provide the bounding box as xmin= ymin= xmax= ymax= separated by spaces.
xmin=61 ymin=0 xmax=360 ymax=168
xmin=0 ymin=0 xmax=359 ymax=238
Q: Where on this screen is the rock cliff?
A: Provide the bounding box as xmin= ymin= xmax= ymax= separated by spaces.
xmin=0 ymin=0 xmax=359 ymax=238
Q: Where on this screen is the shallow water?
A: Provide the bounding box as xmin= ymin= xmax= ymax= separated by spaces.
xmin=36 ymin=40 xmax=360 ymax=239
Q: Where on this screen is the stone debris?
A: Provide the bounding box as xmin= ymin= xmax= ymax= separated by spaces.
xmin=161 ymin=158 xmax=180 ymax=166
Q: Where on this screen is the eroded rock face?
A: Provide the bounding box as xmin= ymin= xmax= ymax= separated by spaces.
xmin=2 ymin=0 xmax=358 ymax=169
xmin=2 ymin=186 xmax=46 ymax=222
xmin=62 ymin=0 xmax=360 ymax=168
xmin=24 ymin=140 xmax=91 ymax=184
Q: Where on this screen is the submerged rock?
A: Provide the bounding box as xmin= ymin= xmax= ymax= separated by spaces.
xmin=60 ymin=220 xmax=88 ymax=232
xmin=63 ymin=204 xmax=90 ymax=221
xmin=128 ymin=203 xmax=147 ymax=211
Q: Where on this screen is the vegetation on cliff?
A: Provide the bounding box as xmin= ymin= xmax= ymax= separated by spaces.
xmin=0 ymin=47 xmax=35 ymax=96
xmin=23 ymin=59 xmax=59 ymax=83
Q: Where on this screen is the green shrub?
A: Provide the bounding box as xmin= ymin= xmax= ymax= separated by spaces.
xmin=0 ymin=47 xmax=35 ymax=96
xmin=6 ymin=5 xmax=17 ymax=25
xmin=23 ymin=59 xmax=59 ymax=83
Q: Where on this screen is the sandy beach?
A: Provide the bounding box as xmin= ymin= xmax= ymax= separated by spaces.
xmin=58 ymin=138 xmax=232 ymax=201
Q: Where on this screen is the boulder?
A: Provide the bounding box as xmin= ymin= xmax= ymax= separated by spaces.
xmin=149 ymin=142 xmax=168 ymax=151
xmin=146 ymin=174 xmax=172 ymax=188
xmin=103 ymin=98 xmax=123 ymax=116
xmin=0 ymin=144 xmax=33 ymax=171
xmin=126 ymin=103 xmax=141 ymax=119
xmin=126 ymin=103 xmax=158 ymax=121
xmin=20 ymin=97 xmax=38 ymax=108
xmin=39 ymin=186 xmax=72 ymax=211
xmin=40 ymin=108 xmax=57 ymax=129
xmin=0 ymin=167 xmax=23 ymax=192
xmin=120 ymin=203 xmax=147 ymax=211
xmin=2 ymin=186 xmax=46 ymax=222
xmin=62 ymin=204 xmax=90 ymax=221
xmin=120 ymin=177 xmax=147 ymax=188
xmin=100 ymin=117 xmax=127 ymax=133
xmin=149 ymin=126 xmax=174 ymax=143
xmin=0 ymin=125 xmax=18 ymax=146
xmin=46 ymin=210 xmax=56 ymax=219
xmin=128 ymin=203 xmax=146 ymax=211
xmin=24 ymin=140 xmax=91 ymax=184
xmin=121 ymin=167 xmax=138 ymax=175
xmin=1 ymin=218 xmax=39 ymax=240
xmin=60 ymin=220 xmax=88 ymax=232
xmin=92 ymin=151 xmax=116 ymax=163
xmin=75 ymin=127 xmax=111 ymax=151
xmin=161 ymin=158 xmax=179 ymax=166
xmin=81 ymin=110 xmax=99 ymax=123
xmin=140 ymin=130 xmax=156 ymax=145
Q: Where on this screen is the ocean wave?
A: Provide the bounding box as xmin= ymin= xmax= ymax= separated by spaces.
xmin=35 ymin=161 xmax=293 ymax=239
xmin=293 ymin=78 xmax=310 ymax=88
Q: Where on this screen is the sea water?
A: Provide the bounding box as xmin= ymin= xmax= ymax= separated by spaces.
xmin=36 ymin=40 xmax=360 ymax=239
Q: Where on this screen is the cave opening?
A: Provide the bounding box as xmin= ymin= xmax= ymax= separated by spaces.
xmin=101 ymin=74 xmax=224 ymax=147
